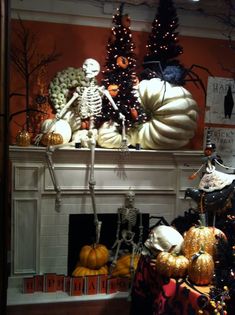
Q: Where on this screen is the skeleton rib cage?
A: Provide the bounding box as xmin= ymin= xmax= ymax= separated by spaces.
xmin=77 ymin=81 xmax=103 ymax=119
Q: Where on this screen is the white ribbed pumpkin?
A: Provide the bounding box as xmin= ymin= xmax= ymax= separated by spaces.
xmin=40 ymin=118 xmax=72 ymax=144
xmin=129 ymin=78 xmax=199 ymax=149
xmin=97 ymin=121 xmax=130 ymax=149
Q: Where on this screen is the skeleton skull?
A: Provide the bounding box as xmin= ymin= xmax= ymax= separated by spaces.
xmin=143 ymin=225 xmax=184 ymax=255
xmin=82 ymin=58 xmax=100 ymax=79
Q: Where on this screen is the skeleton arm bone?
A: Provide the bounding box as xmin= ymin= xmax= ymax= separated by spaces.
xmin=99 ymin=86 xmax=127 ymax=144
xmin=56 ymin=92 xmax=79 ymax=120
xmin=98 ymin=86 xmax=125 ymax=121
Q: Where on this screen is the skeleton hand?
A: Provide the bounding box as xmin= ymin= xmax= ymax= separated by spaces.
xmin=119 ymin=112 xmax=125 ymax=121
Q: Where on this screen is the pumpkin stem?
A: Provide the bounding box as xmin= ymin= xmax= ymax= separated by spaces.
xmin=199 ymin=213 xmax=207 ymax=227
xmin=168 ymin=245 xmax=177 ymax=254
xmin=196 ymin=219 xmax=207 ymax=228
xmin=192 ymin=245 xmax=205 ymax=260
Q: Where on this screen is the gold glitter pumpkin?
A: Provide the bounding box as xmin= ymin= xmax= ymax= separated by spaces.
xmin=182 ymin=224 xmax=216 ymax=259
xmin=40 ymin=132 xmax=63 ymax=146
xmin=16 ymin=129 xmax=31 ymax=146
xmin=188 ymin=250 xmax=214 ymax=285
xmin=156 ymin=252 xmax=189 ymax=278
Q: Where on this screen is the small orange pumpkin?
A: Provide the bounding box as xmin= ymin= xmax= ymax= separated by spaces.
xmin=108 ymin=84 xmax=119 ymax=97
xmin=111 ymin=253 xmax=140 ymax=278
xmin=79 ymin=244 xmax=109 ymax=269
xmin=16 ymin=129 xmax=31 ymax=146
xmin=72 ymin=264 xmax=108 ymax=277
xmin=130 ymin=108 xmax=138 ymax=120
xmin=40 ymin=132 xmax=63 ymax=146
xmin=116 ymin=56 xmax=129 ymax=69
xmin=132 ymin=75 xmax=139 ymax=86
xmin=188 ymin=249 xmax=214 ymax=285
xmin=80 ymin=120 xmax=90 ymax=130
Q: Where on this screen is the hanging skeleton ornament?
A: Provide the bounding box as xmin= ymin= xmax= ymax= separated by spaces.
xmin=111 ymin=190 xmax=143 ymax=279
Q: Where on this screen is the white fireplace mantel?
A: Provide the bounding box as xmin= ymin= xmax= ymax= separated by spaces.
xmin=9 ymin=145 xmax=203 ymax=279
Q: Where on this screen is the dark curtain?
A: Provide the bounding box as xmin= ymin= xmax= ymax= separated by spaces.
xmin=0 ymin=0 xmax=10 ymax=314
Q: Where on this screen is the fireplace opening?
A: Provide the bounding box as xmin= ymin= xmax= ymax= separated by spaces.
xmin=67 ymin=213 xmax=150 ymax=275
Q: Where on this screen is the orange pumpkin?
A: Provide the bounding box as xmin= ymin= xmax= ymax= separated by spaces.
xmin=108 ymin=84 xmax=119 ymax=97
xmin=132 ymin=75 xmax=139 ymax=86
xmin=111 ymin=253 xmax=140 ymax=277
xmin=79 ymin=244 xmax=109 ymax=269
xmin=188 ymin=249 xmax=214 ymax=285
xmin=156 ymin=252 xmax=189 ymax=278
xmin=130 ymin=108 xmax=138 ymax=120
xmin=116 ymin=56 xmax=129 ymax=69
xmin=182 ymin=224 xmax=216 ymax=259
xmin=81 ymin=120 xmax=89 ymax=130
xmin=72 ymin=264 xmax=108 ymax=277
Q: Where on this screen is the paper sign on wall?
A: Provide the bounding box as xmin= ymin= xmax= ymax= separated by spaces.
xmin=205 ymin=76 xmax=235 ymax=124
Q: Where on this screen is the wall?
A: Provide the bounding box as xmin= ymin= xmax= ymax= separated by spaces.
xmin=9 ymin=16 xmax=235 ymax=149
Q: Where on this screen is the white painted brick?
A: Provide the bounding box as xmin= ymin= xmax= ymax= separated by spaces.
xmin=40 ymin=235 xmax=68 ymax=247
xmin=40 ymin=246 xmax=68 ymax=258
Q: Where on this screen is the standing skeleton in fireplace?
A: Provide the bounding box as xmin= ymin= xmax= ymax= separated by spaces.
xmin=111 ymin=190 xmax=143 ymax=278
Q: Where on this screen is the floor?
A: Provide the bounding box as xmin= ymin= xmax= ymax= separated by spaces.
xmin=6 ymin=286 xmax=130 ymax=315
xmin=7 ymin=299 xmax=131 ymax=315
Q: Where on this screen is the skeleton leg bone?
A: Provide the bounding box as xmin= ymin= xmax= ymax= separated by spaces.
xmin=89 ymin=136 xmax=102 ymax=244
xmin=45 ymin=146 xmax=62 ymax=212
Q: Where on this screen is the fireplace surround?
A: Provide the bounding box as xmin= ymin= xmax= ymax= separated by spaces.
xmin=8 ymin=145 xmax=202 ymax=302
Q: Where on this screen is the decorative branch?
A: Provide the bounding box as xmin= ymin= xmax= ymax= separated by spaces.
xmin=10 ymin=17 xmax=61 ymax=130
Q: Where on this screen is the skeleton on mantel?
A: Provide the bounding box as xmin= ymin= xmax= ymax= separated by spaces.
xmin=36 ymin=59 xmax=125 ymax=242
xmin=35 ymin=58 xmax=126 ymax=147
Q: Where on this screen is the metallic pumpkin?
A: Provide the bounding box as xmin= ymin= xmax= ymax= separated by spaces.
xmin=156 ymin=252 xmax=189 ymax=278
xmin=188 ymin=250 xmax=214 ymax=285
xmin=40 ymin=132 xmax=63 ymax=146
xmin=16 ymin=129 xmax=31 ymax=146
xmin=182 ymin=224 xmax=216 ymax=259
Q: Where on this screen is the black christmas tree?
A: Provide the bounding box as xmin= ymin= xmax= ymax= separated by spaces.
xmin=142 ymin=0 xmax=183 ymax=80
xmin=100 ymin=3 xmax=147 ymax=130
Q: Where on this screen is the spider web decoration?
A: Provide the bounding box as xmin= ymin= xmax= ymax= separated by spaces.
xmin=99 ymin=3 xmax=147 ymax=130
